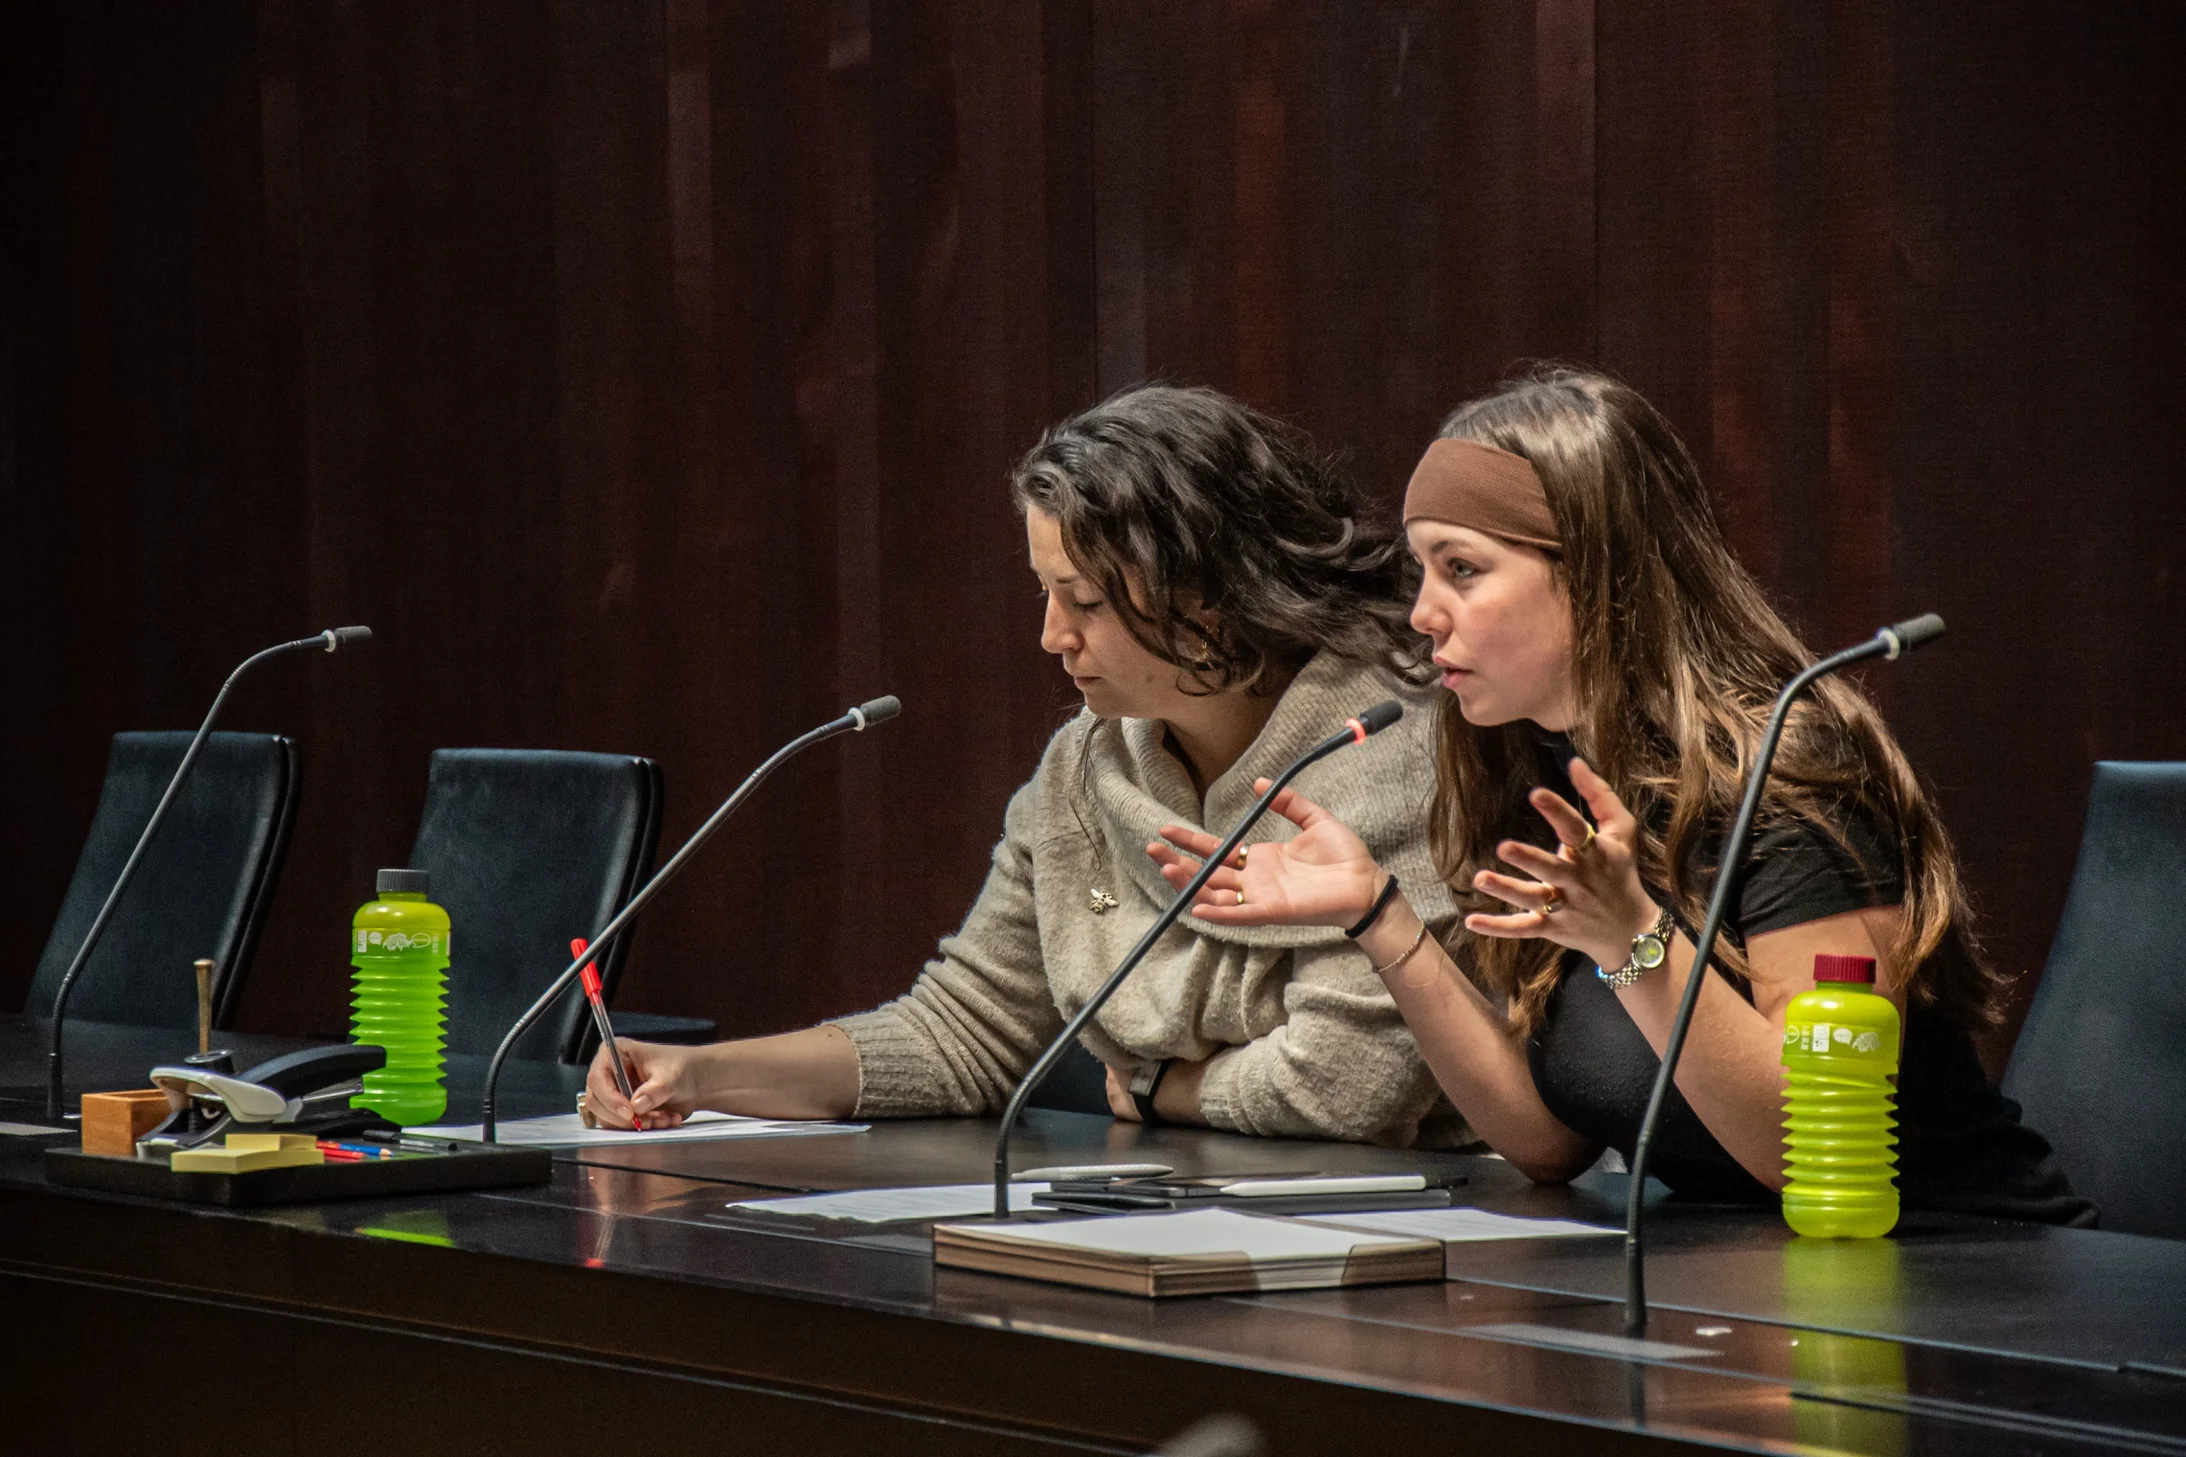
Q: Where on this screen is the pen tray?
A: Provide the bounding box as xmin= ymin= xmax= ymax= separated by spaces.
xmin=44 ymin=1143 xmax=551 ymax=1206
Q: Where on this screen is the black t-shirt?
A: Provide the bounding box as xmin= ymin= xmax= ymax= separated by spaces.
xmin=1520 ymin=735 xmax=2095 ymax=1225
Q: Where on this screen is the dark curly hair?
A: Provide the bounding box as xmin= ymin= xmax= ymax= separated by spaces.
xmin=1010 ymin=384 xmax=1426 ymax=692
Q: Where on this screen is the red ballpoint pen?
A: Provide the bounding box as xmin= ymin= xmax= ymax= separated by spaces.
xmin=573 ymin=936 xmax=644 ymax=1130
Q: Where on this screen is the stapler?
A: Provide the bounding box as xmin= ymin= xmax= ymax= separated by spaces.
xmin=137 ymin=1044 xmax=397 ymax=1161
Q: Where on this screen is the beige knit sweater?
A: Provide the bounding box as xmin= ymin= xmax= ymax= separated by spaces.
xmin=832 ymin=651 xmax=1463 ymax=1146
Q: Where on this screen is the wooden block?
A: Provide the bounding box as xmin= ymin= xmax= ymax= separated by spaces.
xmin=80 ymin=1089 xmax=174 ymax=1157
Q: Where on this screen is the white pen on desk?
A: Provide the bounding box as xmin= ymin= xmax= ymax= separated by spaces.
xmin=1223 ymin=1174 xmax=1427 ymax=1198
xmin=1014 ymin=1163 xmax=1175 ymax=1182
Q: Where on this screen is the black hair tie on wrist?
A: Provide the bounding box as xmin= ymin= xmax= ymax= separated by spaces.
xmin=1346 ymin=875 xmax=1401 ymax=939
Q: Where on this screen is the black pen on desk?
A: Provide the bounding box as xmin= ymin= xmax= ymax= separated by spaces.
xmin=357 ymin=1130 xmax=462 ymax=1153
xmin=573 ymin=937 xmax=645 ymax=1130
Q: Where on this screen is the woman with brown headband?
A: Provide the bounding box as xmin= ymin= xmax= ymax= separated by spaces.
xmin=584 ymin=384 xmax=1466 ymax=1146
xmin=1152 ymin=366 xmax=2091 ymax=1220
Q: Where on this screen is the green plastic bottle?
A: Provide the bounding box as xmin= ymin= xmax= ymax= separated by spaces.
xmin=1780 ymin=952 xmax=1900 ymax=1238
xmin=349 ymin=868 xmax=451 ymax=1126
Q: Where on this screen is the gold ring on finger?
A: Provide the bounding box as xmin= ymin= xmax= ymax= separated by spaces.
xmin=1234 ymin=888 xmax=1247 ymax=907
xmin=1538 ymin=885 xmax=1563 ymax=915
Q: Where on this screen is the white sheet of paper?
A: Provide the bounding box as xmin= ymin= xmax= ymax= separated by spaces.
xmin=411 ymin=1110 xmax=868 ymax=1147
xmin=945 ymin=1205 xmax=1426 ymax=1258
xmin=729 ymin=1182 xmax=1051 ymax=1223
xmin=1300 ymin=1207 xmax=1619 ymax=1242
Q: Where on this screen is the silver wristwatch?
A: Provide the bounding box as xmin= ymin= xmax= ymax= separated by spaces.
xmin=1598 ymin=903 xmax=1675 ymax=988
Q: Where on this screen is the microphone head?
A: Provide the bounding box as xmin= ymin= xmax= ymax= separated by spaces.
xmin=1352 ymin=700 xmax=1404 ymax=737
xmin=1880 ymin=614 xmax=1944 ymax=659
xmin=322 ymin=626 xmax=374 ymax=652
xmin=850 ymin=695 xmax=902 ymax=729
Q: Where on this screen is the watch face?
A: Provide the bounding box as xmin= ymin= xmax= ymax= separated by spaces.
xmin=1633 ymin=935 xmax=1668 ymax=971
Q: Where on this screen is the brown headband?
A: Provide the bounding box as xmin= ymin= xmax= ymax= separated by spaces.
xmin=1401 ymin=438 xmax=1560 ymax=551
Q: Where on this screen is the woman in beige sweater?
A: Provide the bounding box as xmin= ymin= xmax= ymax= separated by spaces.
xmin=585 ymin=385 xmax=1459 ymax=1145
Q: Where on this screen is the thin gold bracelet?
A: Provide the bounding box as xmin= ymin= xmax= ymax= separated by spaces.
xmin=1369 ymin=919 xmax=1432 ymax=978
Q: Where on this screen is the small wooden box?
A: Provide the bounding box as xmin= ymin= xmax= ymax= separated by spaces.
xmin=80 ymin=1089 xmax=174 ymax=1157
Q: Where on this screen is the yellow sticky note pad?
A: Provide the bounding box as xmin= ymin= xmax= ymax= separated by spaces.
xmin=222 ymin=1132 xmax=318 ymax=1153
xmin=171 ymin=1137 xmax=324 ymax=1174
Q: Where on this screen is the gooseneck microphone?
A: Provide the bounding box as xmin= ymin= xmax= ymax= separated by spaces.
xmin=1623 ymin=614 xmax=1944 ymax=1335
xmin=479 ymin=695 xmax=902 ymax=1140
xmin=989 ymin=701 xmax=1405 ymax=1221
xmin=46 ymin=626 xmax=374 ymax=1120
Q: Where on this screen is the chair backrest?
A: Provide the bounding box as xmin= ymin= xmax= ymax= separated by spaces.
xmin=2004 ymin=761 xmax=2186 ymax=1239
xmin=406 ymin=749 xmax=663 ymax=1063
xmin=27 ymin=731 xmax=300 ymax=1029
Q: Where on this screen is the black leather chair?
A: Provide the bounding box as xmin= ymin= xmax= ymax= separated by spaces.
xmin=407 ymin=749 xmax=708 ymax=1064
xmin=2003 ymin=762 xmax=2186 ymax=1240
xmin=26 ymin=731 xmax=300 ymax=1030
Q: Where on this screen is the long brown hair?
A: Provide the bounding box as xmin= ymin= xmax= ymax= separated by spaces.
xmin=1012 ymin=384 xmax=1426 ymax=692
xmin=1428 ymin=366 xmax=1999 ymax=1034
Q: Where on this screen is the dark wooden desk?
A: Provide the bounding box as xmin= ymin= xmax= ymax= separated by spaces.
xmin=3 ymin=1016 xmax=2182 ymax=1456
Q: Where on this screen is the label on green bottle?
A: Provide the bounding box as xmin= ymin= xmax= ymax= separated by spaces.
xmin=1783 ymin=1020 xmax=1886 ymax=1055
xmin=354 ymin=928 xmax=450 ymax=957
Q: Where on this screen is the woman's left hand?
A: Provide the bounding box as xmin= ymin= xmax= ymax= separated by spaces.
xmin=1467 ymin=756 xmax=1660 ymax=970
xmin=1104 ymin=1065 xmax=1133 ymax=1120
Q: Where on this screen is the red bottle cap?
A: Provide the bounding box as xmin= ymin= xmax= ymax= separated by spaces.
xmin=1813 ymin=953 xmax=1877 ymax=984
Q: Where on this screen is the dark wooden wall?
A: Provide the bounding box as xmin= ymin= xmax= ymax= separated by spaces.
xmin=3 ymin=1 xmax=2180 ymax=1068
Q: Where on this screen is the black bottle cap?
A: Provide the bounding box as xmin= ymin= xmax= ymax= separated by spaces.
xmin=376 ymin=868 xmax=432 ymax=896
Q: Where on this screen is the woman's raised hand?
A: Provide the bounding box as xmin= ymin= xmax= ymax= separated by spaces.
xmin=1467 ymin=756 xmax=1660 ymax=969
xmin=1147 ymin=778 xmax=1382 ymax=928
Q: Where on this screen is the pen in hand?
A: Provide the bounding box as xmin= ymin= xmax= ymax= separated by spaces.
xmin=573 ymin=936 xmax=644 ymax=1130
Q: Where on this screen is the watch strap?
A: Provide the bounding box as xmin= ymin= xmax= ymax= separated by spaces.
xmin=1129 ymin=1059 xmax=1174 ymax=1124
